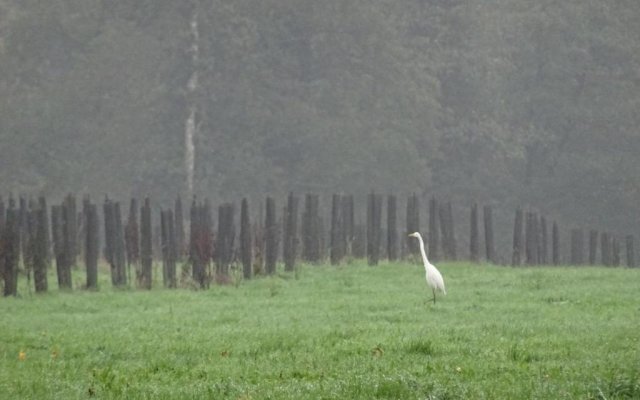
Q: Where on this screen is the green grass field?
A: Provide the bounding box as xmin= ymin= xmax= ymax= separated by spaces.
xmin=0 ymin=262 xmax=638 ymax=399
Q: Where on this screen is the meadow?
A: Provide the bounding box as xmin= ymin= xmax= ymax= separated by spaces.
xmin=0 ymin=261 xmax=638 ymax=399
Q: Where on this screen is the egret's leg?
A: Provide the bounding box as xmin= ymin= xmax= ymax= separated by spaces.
xmin=433 ymin=288 xmax=436 ymax=304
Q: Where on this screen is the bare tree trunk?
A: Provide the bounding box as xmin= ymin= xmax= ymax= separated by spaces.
xmin=184 ymin=3 xmax=199 ymax=198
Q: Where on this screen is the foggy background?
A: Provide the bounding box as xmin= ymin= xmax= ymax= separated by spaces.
xmin=1 ymin=1 xmax=639 ymax=241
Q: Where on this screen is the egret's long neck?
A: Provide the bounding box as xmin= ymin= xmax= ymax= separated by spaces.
xmin=417 ymin=235 xmax=430 ymax=267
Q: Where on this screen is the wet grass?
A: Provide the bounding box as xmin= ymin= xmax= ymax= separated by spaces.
xmin=0 ymin=261 xmax=639 ymax=399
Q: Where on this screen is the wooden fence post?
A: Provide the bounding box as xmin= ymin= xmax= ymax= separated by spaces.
xmin=161 ymin=209 xmax=177 ymax=288
xmin=190 ymin=199 xmax=211 ymax=289
xmin=52 ymin=205 xmax=65 ymax=288
xmin=367 ymin=192 xmax=382 ymax=266
xmin=439 ymin=202 xmax=457 ymax=260
xmin=483 ymin=205 xmax=495 ymax=264
xmin=626 ymin=235 xmax=635 ymax=268
xmin=174 ymin=196 xmax=185 ymax=259
xmin=428 ymin=197 xmax=439 ymax=262
xmin=539 ymin=216 xmax=547 ymax=265
xmin=125 ymin=198 xmax=139 ymax=285
xmin=342 ymin=195 xmax=354 ymax=259
xmin=570 ymin=229 xmax=584 ymax=265
xmin=283 ymin=193 xmax=298 ymax=272
xmin=552 ymin=221 xmax=560 ymax=265
xmin=216 ymin=202 xmax=235 ymax=280
xmin=302 ymin=194 xmax=321 ymax=263
xmin=525 ymin=212 xmax=540 ymax=265
xmin=612 ymin=236 xmax=620 ymax=267
xmin=406 ymin=193 xmax=420 ymax=259
xmin=63 ymin=194 xmax=77 ymax=269
xmin=84 ymin=199 xmax=99 ymax=290
xmin=140 ymin=198 xmax=152 ymax=289
xmin=589 ymin=230 xmax=598 ymax=265
xmin=330 ymin=194 xmax=345 ymax=265
xmin=240 ymin=198 xmax=253 ymax=278
xmin=32 ymin=207 xmax=49 ymax=293
xmin=265 ymin=197 xmax=278 ymax=275
xmin=470 ymin=203 xmax=479 ymax=263
xmin=114 ymin=202 xmax=127 ymax=286
xmin=3 ymin=207 xmax=20 ymax=296
xmin=512 ymin=208 xmax=523 ymax=266
xmin=53 ymin=202 xmax=72 ymax=289
xmin=0 ymin=196 xmax=5 ymax=282
xmin=600 ymin=232 xmax=611 ymax=266
xmin=38 ymin=196 xmax=51 ymax=265
xmin=387 ymin=194 xmax=398 ymax=261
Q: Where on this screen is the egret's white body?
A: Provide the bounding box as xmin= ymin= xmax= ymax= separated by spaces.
xmin=408 ymin=232 xmax=446 ymax=304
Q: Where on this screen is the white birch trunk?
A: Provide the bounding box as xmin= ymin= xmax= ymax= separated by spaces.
xmin=185 ymin=5 xmax=199 ymax=198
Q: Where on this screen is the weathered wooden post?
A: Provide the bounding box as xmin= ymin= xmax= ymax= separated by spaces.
xmin=330 ymin=194 xmax=344 ymax=265
xmin=265 ymin=197 xmax=278 ymax=275
xmin=0 ymin=196 xmax=5 ymax=281
xmin=601 ymin=232 xmax=611 ymax=266
xmin=483 ymin=205 xmax=495 ymax=264
xmin=588 ymin=230 xmax=598 ymax=265
xmin=102 ymin=200 xmax=115 ymax=283
xmin=439 ymin=202 xmax=454 ymax=260
xmin=283 ymin=193 xmax=298 ymax=272
xmin=3 ymin=207 xmax=20 ymax=296
xmin=31 ymin=207 xmax=49 ymax=293
xmin=160 ymin=209 xmax=177 ymax=288
xmin=240 ymin=198 xmax=253 ymax=278
xmin=387 ymin=194 xmax=398 ymax=261
xmin=174 ymin=196 xmax=185 ymax=259
xmin=525 ymin=212 xmax=540 ymax=265
xmin=51 ymin=205 xmax=66 ymax=288
xmin=54 ymin=203 xmax=72 ymax=289
xmin=511 ymin=208 xmax=524 ymax=266
xmin=63 ymin=194 xmax=77 ymax=269
xmin=84 ymin=199 xmax=99 ymax=290
xmin=104 ymin=199 xmax=127 ymax=287
xmin=470 ymin=203 xmax=479 ymax=262
xmin=216 ymin=202 xmax=235 ymax=280
xmin=406 ymin=193 xmax=420 ymax=259
xmin=539 ymin=216 xmax=547 ymax=265
xmin=428 ymin=197 xmax=439 ymax=261
xmin=342 ymin=195 xmax=354 ymax=259
xmin=125 ymin=198 xmax=139 ymax=285
xmin=140 ymin=198 xmax=152 ymax=289
xmin=626 ymin=235 xmax=635 ymax=268
xmin=438 ymin=203 xmax=448 ymax=260
xmin=38 ymin=196 xmax=50 ymax=265
xmin=113 ymin=202 xmax=127 ymax=286
xmin=302 ymin=194 xmax=320 ymax=263
xmin=552 ymin=221 xmax=560 ymax=265
xmin=19 ymin=196 xmax=28 ymax=265
xmin=570 ymin=228 xmax=584 ymax=265
xmin=612 ymin=236 xmax=621 ymax=267
xmin=190 ymin=199 xmax=212 ymax=289
xmin=367 ymin=192 xmax=382 ymax=266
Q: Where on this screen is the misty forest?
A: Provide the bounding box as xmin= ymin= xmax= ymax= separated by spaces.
xmin=1 ymin=1 xmax=640 ymax=239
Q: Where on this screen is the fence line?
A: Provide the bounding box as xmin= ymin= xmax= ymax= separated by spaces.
xmin=0 ymin=192 xmax=636 ymax=295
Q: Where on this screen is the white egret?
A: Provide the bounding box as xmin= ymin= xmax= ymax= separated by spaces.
xmin=408 ymin=232 xmax=446 ymax=304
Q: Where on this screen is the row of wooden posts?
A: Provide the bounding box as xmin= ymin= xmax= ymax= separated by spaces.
xmin=0 ymin=192 xmax=636 ymax=296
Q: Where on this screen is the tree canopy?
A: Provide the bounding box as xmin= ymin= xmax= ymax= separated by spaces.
xmin=1 ymin=0 xmax=639 ymax=232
